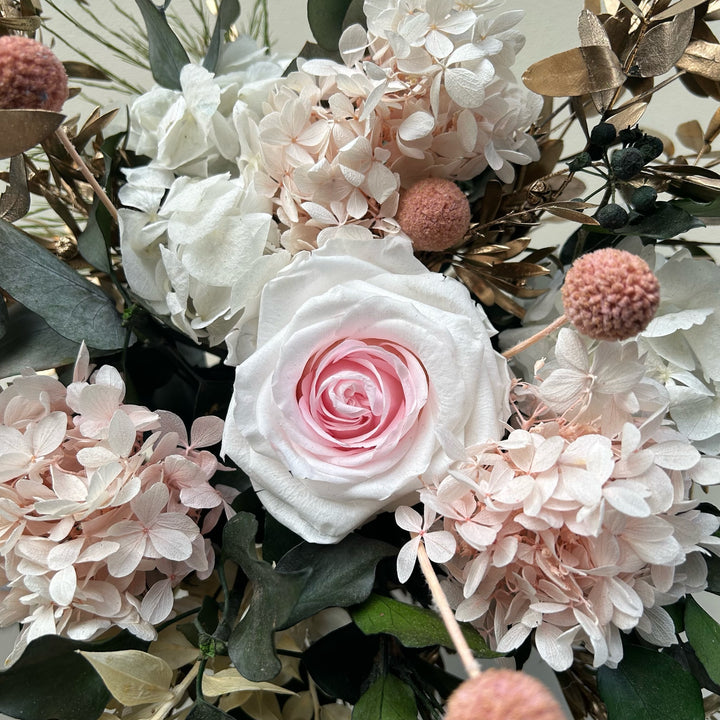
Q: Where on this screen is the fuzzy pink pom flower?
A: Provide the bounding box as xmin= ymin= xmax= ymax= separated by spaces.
xmin=444 ymin=670 xmax=565 ymax=720
xmin=562 ymin=248 xmax=660 ymax=341
xmin=396 ymin=178 xmax=471 ymax=252
xmin=0 ymin=345 xmax=236 ymax=664
xmin=0 ymin=36 xmax=68 ymax=111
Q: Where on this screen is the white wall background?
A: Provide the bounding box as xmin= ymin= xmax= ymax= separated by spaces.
xmin=2 ymin=2 xmax=719 ymax=718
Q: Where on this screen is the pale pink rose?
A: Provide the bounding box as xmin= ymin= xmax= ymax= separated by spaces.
xmin=222 ymin=233 xmax=511 ymax=543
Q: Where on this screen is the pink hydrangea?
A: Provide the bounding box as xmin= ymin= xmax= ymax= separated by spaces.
xmin=398 ymin=330 xmax=720 ymax=671
xmin=243 ymin=1 xmax=540 ymax=251
xmin=0 ymin=346 xmax=235 ymax=664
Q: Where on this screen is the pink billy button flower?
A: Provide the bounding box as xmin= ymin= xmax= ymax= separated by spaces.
xmin=562 ymin=248 xmax=660 ymax=341
xmin=0 ymin=35 xmax=68 ymax=111
xmin=444 ymin=670 xmax=566 ymax=720
xmin=396 ymin=178 xmax=471 ymax=252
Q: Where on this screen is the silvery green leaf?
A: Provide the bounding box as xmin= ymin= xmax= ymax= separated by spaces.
xmin=0 ymin=219 xmax=125 ymax=350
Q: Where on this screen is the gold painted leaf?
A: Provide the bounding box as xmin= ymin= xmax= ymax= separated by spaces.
xmin=0 ymin=155 xmax=30 ymax=222
xmin=677 ymin=40 xmax=720 ymax=80
xmin=63 ymin=61 xmax=111 ymax=81
xmin=523 ymin=46 xmax=624 ymax=97
xmin=202 ymin=668 xmax=295 ymax=698
xmin=677 ymin=120 xmax=705 ymax=151
xmin=651 ymin=0 xmax=706 ymax=22
xmin=606 ymin=101 xmax=648 ymax=130
xmin=705 ymin=106 xmax=720 ymax=144
xmin=631 ymin=9 xmax=694 ymax=76
xmin=578 ymin=9 xmax=617 ymax=111
xmin=0 ymin=109 xmax=64 ymax=159
xmin=0 ymin=15 xmax=41 ymax=30
xmin=78 ymin=650 xmax=173 ymax=706
xmin=578 ymin=9 xmax=611 ymax=47
xmin=543 ymin=205 xmax=601 ymax=225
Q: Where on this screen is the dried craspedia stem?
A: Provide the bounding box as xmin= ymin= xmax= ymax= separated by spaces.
xmin=562 ymin=248 xmax=660 ymax=341
xmin=397 ymin=177 xmax=471 ymax=252
xmin=444 ymin=670 xmax=566 ymax=720
xmin=0 ymin=35 xmax=68 ymax=111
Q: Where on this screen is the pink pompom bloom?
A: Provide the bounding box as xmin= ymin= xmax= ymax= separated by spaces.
xmin=444 ymin=670 xmax=565 ymax=720
xmin=0 ymin=346 xmax=235 ymax=664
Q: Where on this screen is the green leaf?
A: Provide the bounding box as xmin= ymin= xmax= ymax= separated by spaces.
xmin=203 ymin=0 xmax=241 ymax=72
xmin=0 ymin=632 xmax=147 ymax=720
xmin=0 ymin=220 xmax=126 ymax=350
xmin=705 ymin=552 xmax=720 ymax=594
xmin=134 ymin=0 xmax=190 ymax=90
xmin=597 ymin=645 xmax=704 ymax=720
xmin=675 ymin=196 xmax=720 ymax=218
xmin=308 ymin=0 xmax=353 ymax=51
xmin=224 ymin=512 xmax=308 ymax=681
xmin=0 ymin=294 xmax=8 ymax=340
xmin=303 ymin=624 xmax=380 ymax=704
xmin=623 ymin=202 xmax=704 ymax=239
xmin=0 ymin=636 xmax=108 ymax=720
xmin=352 ymin=674 xmax=417 ymax=720
xmin=352 ymin=595 xmax=499 ymax=658
xmin=276 ymin=534 xmax=395 ymax=628
xmin=343 ymin=0 xmax=366 ymax=30
xmin=685 ymin=596 xmax=720 ymax=685
xmin=186 ymin=698 xmax=235 ymax=719
xmin=77 ymin=134 xmax=123 ymax=274
xmin=0 ymin=303 xmax=80 ymax=377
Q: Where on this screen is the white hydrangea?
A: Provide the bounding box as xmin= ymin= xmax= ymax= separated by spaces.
xmin=119 ymin=169 xmax=290 ymax=346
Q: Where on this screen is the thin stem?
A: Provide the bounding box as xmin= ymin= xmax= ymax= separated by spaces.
xmin=502 ymin=314 xmax=568 ymax=359
xmin=54 ymin=128 xmax=118 ymax=223
xmin=308 ymin=674 xmax=322 ymax=720
xmin=416 ymin=542 xmax=480 ymax=679
xmin=149 ymin=659 xmax=201 ymax=720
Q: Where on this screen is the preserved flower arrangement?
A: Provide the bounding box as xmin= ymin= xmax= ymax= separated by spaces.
xmin=2 ymin=1 xmax=720 ymax=719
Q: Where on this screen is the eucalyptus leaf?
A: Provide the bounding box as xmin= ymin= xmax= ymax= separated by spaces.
xmin=620 ymin=202 xmax=704 ymax=238
xmin=0 ymin=303 xmax=80 ymax=377
xmin=308 ymin=0 xmax=354 ymax=51
xmin=0 ymin=219 xmax=126 ymax=350
xmin=0 ymin=109 xmax=64 ymax=160
xmin=631 ymin=10 xmax=694 ymax=77
xmin=523 ymin=46 xmax=624 ymax=97
xmin=343 ymin=0 xmax=366 ymax=30
xmin=0 ymin=294 xmax=7 ymax=340
xmin=187 ymin=698 xmax=235 ymax=720
xmin=597 ymin=645 xmax=704 ymax=720
xmin=276 ymin=534 xmax=395 ymax=628
xmin=352 ymin=594 xmax=498 ymax=657
xmin=0 ymin=154 xmax=30 ymax=222
xmin=684 ymin=596 xmax=720 ymax=685
xmin=352 ymin=673 xmax=417 ymax=720
xmin=677 ymin=40 xmax=720 ymax=81
xmin=224 ymin=512 xmax=308 ymax=681
xmin=203 ymin=0 xmax=241 ymax=72
xmin=134 ymin=0 xmax=190 ymax=90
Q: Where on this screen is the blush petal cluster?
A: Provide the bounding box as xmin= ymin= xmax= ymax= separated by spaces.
xmin=0 ymin=347 xmax=233 ymax=663
xmin=403 ymin=328 xmax=719 ymax=671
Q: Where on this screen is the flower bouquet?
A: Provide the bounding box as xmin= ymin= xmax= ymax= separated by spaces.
xmin=2 ymin=0 xmax=720 ymax=718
